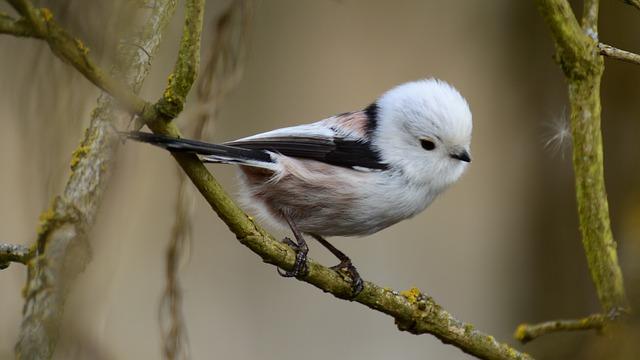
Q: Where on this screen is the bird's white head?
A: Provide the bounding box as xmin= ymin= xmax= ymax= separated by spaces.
xmin=371 ymin=79 xmax=472 ymax=190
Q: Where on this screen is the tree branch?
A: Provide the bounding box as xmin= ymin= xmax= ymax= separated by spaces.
xmin=6 ymin=0 xmax=45 ymax=34
xmin=13 ymin=1 xmax=179 ymax=359
xmin=535 ymin=0 xmax=593 ymax=79
xmin=0 ymin=244 xmax=33 ymax=269
xmin=156 ymin=0 xmax=205 ymax=118
xmin=0 ymin=12 xmax=40 ymax=38
xmin=514 ymin=314 xmax=606 ymax=344
xmin=529 ymin=0 xmax=629 ymax=340
xmin=598 ymin=43 xmax=640 ymax=65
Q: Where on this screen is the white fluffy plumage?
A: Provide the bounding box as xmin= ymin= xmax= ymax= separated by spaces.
xmin=232 ymin=79 xmax=473 ymax=236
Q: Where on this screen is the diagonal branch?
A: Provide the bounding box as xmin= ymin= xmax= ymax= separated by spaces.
xmin=13 ymin=1 xmax=179 ymax=359
xmin=6 ymin=1 xmax=148 ymax=114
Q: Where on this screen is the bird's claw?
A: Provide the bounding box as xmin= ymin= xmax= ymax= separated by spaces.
xmin=277 ymin=237 xmax=309 ymax=278
xmin=331 ymin=260 xmax=364 ymax=297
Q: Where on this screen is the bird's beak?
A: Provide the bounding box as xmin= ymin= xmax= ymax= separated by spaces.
xmin=451 ymin=149 xmax=471 ymax=163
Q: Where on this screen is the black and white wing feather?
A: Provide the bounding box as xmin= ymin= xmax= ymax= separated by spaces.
xmin=125 ymin=108 xmax=387 ymax=171
xmin=224 ymin=110 xmax=387 ymax=170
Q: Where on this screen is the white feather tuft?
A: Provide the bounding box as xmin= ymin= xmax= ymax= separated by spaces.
xmin=542 ymin=111 xmax=572 ymax=158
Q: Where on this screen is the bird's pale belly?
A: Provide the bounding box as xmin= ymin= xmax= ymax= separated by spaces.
xmin=240 ymin=168 xmax=434 ymax=237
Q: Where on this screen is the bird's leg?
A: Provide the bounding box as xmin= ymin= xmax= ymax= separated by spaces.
xmin=310 ymin=234 xmax=364 ymax=296
xmin=277 ymin=213 xmax=309 ymax=278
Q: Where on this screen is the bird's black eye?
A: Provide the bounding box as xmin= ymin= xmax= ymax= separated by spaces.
xmin=420 ymin=139 xmax=436 ymax=151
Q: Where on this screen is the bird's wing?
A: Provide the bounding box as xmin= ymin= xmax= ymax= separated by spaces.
xmin=225 ymin=111 xmax=388 ymax=170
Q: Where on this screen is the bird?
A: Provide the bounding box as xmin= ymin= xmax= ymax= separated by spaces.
xmin=125 ymin=78 xmax=472 ymax=296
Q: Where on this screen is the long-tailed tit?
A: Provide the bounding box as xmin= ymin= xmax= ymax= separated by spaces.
xmin=126 ymin=79 xmax=472 ymax=295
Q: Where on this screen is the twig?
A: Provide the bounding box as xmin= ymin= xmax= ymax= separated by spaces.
xmin=155 ymin=0 xmax=205 ymax=119
xmin=535 ymin=0 xmax=628 ymax=313
xmin=514 ymin=314 xmax=606 ymax=344
xmin=13 ymin=1 xmax=179 ymax=359
xmin=0 ymin=244 xmax=33 ymax=269
xmin=0 ymin=12 xmax=40 ymax=38
xmin=161 ymin=178 xmax=193 ymax=360
xmin=6 ymin=0 xmax=45 ymax=34
xmin=598 ymin=43 xmax=640 ymax=66
xmin=4 ymin=1 xmax=533 ymax=358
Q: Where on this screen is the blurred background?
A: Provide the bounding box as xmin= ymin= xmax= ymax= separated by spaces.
xmin=1 ymin=0 xmax=639 ymax=359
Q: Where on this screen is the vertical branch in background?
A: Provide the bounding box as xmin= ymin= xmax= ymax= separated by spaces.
xmin=159 ymin=1 xmax=254 ymax=359
xmin=536 ymin=0 xmax=627 ymax=312
xmin=13 ymin=1 xmax=179 ymax=359
xmin=161 ymin=180 xmax=194 ymax=360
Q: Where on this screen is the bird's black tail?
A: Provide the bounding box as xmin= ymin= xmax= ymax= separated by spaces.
xmin=123 ymin=131 xmax=275 ymax=167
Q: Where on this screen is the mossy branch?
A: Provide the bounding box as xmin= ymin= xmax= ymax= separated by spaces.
xmin=0 ymin=244 xmax=33 ymax=269
xmin=2 ymin=1 xmax=533 ymax=358
xmin=5 ymin=1 xmax=149 ymax=114
xmin=12 ymin=1 xmax=179 ymax=359
xmin=156 ymin=0 xmax=205 ymax=118
xmin=0 ymin=12 xmax=40 ymax=37
xmin=514 ymin=314 xmax=607 ymax=344
xmin=524 ymin=0 xmax=629 ymax=342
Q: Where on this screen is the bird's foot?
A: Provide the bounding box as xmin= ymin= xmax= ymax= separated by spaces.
xmin=331 ymin=259 xmax=364 ymax=297
xmin=277 ymin=237 xmax=309 ymax=278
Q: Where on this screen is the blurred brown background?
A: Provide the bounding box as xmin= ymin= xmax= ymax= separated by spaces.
xmin=1 ymin=1 xmax=639 ymax=359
